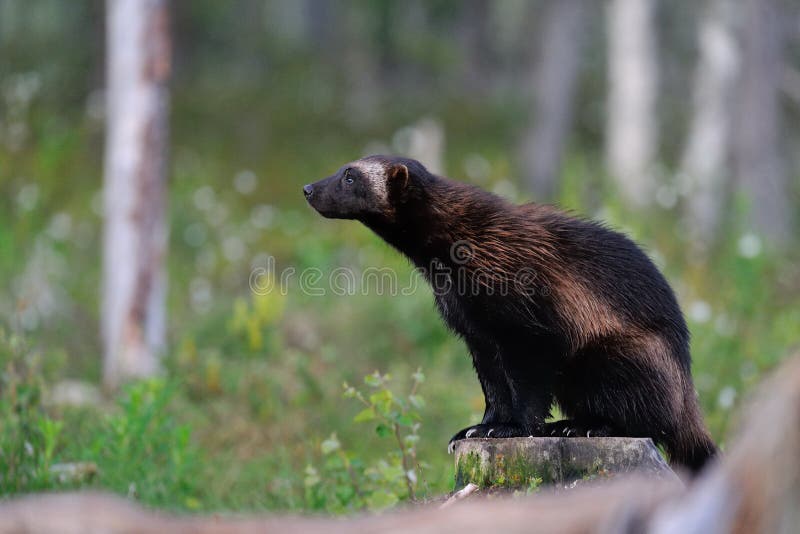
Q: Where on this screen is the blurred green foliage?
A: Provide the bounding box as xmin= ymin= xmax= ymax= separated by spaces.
xmin=0 ymin=332 xmax=201 ymax=508
xmin=3 ymin=92 xmax=799 ymax=511
xmin=0 ymin=331 xmax=64 ymax=493
xmin=82 ymin=380 xmax=202 ymax=509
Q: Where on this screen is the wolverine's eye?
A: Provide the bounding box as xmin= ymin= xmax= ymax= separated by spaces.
xmin=344 ymin=169 xmax=354 ymax=185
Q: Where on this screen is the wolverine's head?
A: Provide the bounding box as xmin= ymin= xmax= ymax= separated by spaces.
xmin=304 ymin=155 xmax=422 ymax=221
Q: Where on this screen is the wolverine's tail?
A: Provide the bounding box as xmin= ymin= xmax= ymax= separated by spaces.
xmin=663 ymin=426 xmax=717 ymax=474
xmin=662 ymin=389 xmax=718 ymax=474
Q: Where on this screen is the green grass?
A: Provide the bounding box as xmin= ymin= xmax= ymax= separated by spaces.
xmin=1 ymin=86 xmax=798 ymax=513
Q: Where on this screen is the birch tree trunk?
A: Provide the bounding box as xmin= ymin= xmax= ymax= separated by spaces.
xmin=605 ymin=0 xmax=659 ymax=208
xmin=679 ymin=0 xmax=738 ymax=253
xmin=102 ymin=0 xmax=170 ymax=389
xmin=520 ymin=0 xmax=587 ymax=201
xmin=732 ymin=0 xmax=792 ymax=246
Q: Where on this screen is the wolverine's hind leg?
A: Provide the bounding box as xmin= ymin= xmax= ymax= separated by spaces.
xmin=555 ymin=336 xmax=685 ymax=442
xmin=556 ymin=338 xmax=717 ymax=472
xmin=543 ymin=419 xmax=618 ymax=437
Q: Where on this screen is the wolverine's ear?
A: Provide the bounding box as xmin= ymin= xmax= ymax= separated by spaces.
xmin=388 ymin=164 xmax=409 ymax=188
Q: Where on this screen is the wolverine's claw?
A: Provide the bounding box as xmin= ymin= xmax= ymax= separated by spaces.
xmin=466 ymin=428 xmax=477 ymax=438
xmin=487 ymin=428 xmax=495 ymax=437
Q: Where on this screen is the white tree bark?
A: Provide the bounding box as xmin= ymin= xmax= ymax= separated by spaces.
xmin=407 ymin=117 xmax=445 ymax=176
xmin=732 ymin=0 xmax=792 ymax=246
xmin=605 ymin=0 xmax=659 ymax=208
xmin=102 ymin=0 xmax=170 ymax=388
xmin=520 ymin=0 xmax=587 ymax=201
xmin=679 ymin=0 xmax=738 ymax=251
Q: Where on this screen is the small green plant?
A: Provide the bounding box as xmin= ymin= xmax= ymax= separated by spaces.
xmin=85 ymin=379 xmax=203 ymax=509
xmin=304 ymin=369 xmax=426 ymax=513
xmin=0 ymin=330 xmax=65 ymax=493
xmin=511 ymin=476 xmax=543 ymax=498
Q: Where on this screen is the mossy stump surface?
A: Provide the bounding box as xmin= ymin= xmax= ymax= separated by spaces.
xmin=454 ymin=437 xmax=679 ymax=491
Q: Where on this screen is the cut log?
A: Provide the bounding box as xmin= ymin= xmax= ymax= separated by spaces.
xmin=454 ymin=437 xmax=679 ymax=490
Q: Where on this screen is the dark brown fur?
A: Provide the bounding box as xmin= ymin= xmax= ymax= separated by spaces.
xmin=305 ymin=155 xmax=717 ymax=473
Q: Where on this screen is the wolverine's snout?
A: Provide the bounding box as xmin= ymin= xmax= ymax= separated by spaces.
xmin=303 ymin=177 xmax=333 ymax=217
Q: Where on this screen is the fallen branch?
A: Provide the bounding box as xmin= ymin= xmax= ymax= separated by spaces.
xmin=439 ymin=483 xmax=479 ymax=509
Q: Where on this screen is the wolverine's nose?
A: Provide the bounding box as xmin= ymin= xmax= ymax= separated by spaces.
xmin=303 ymin=184 xmax=313 ymax=198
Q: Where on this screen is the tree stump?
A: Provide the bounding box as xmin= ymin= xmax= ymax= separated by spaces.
xmin=454 ymin=437 xmax=679 ymax=491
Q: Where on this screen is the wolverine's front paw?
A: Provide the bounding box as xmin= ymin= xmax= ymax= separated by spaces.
xmin=447 ymin=423 xmax=531 ymax=453
xmin=447 ymin=424 xmax=484 ymax=453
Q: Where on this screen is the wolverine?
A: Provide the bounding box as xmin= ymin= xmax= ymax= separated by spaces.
xmin=304 ymin=155 xmax=717 ymax=473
